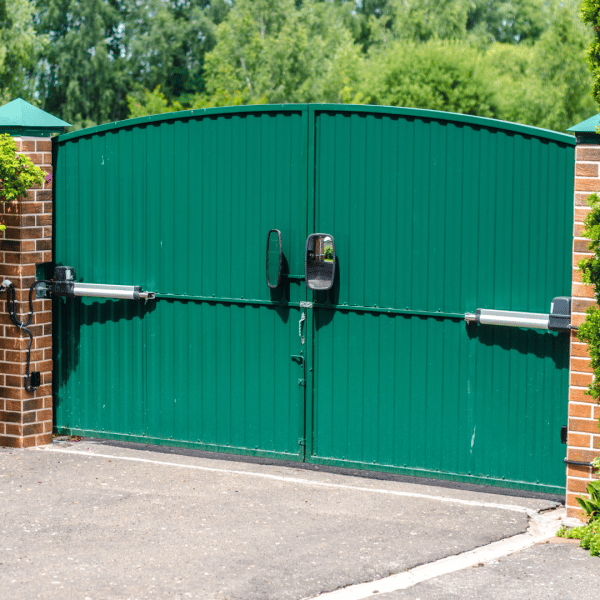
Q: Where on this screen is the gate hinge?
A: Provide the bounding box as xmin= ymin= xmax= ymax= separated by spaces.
xmin=298 ymin=378 xmax=306 ymax=387
xmin=561 ymin=425 xmax=568 ymax=445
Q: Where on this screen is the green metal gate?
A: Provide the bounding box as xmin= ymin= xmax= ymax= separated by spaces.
xmin=53 ymin=105 xmax=575 ymax=494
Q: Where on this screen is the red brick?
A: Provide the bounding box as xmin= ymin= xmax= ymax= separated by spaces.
xmin=0 ymin=410 xmax=22 ymax=423
xmin=42 ymin=153 xmax=52 ymax=165
xmin=33 ymin=384 xmax=52 ymax=396
xmin=569 ymin=403 xmax=593 ymax=418
xmin=6 ymin=398 xmax=42 ymax=411
xmin=572 ymin=313 xmax=588 ymax=327
xmin=0 ymin=435 xmax=22 ymax=448
xmin=0 ymin=387 xmax=24 ymax=400
xmin=573 ymin=298 xmax=598 ymax=312
xmin=20 ymin=203 xmax=43 ymax=215
xmin=573 ymin=268 xmax=583 ymax=283
xmin=22 ymin=423 xmax=43 ymax=436
xmin=575 ymin=178 xmax=600 ymax=192
xmin=21 ymin=411 xmax=37 ymax=424
xmin=567 ymin=448 xmax=600 ymax=463
xmin=577 ymin=147 xmax=600 ymax=161
xmin=36 ymin=140 xmax=52 ymax=152
xmin=569 ymin=418 xmax=600 ymax=434
xmin=0 ymin=362 xmax=26 ymax=375
xmin=577 ymin=163 xmax=599 ymax=177
xmin=36 ymin=432 xmax=52 ymax=445
xmin=37 ymin=408 xmax=52 ymax=421
xmin=571 ymin=342 xmax=591 ymax=358
xmin=36 ymin=214 xmax=52 ymax=227
xmin=574 ymin=223 xmax=585 ymax=237
xmin=567 ymin=478 xmax=593 ymax=494
xmin=21 ymin=435 xmax=37 ymax=448
xmin=21 ymin=141 xmax=35 ymax=152
xmin=5 ymin=423 xmax=22 ymax=436
xmin=568 ymin=464 xmax=594 ymax=478
xmin=34 ymin=360 xmax=52 ymax=373
xmin=575 ymin=207 xmax=592 ymax=222
xmin=571 ymin=371 xmax=593 ymax=386
xmin=34 ymin=311 xmax=52 ymax=324
xmin=571 ymin=357 xmax=593 ymax=373
xmin=568 ymin=432 xmax=592 ymax=448
xmin=572 ymin=282 xmax=595 ymax=298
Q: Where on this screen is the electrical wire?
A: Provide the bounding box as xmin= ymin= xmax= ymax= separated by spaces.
xmin=4 ymin=280 xmax=50 ymax=392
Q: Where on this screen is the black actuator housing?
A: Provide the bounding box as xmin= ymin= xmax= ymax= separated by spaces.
xmin=548 ymin=296 xmax=571 ymax=331
xmin=52 ymin=266 xmax=76 ymax=297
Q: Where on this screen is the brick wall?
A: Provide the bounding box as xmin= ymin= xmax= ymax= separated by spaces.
xmin=0 ymin=136 xmax=53 ymax=448
xmin=568 ymin=144 xmax=600 ymax=518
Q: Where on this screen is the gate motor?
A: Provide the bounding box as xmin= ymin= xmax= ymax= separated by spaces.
xmin=464 ymin=297 xmax=571 ymax=331
xmin=0 ymin=266 xmax=155 ymax=392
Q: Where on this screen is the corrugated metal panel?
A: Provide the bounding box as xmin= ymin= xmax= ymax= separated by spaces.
xmin=313 ymin=109 xmax=574 ymax=314
xmin=310 ymin=107 xmax=572 ymax=493
xmin=54 ymin=104 xmax=573 ymax=493
xmin=54 ymin=107 xmax=308 ymax=458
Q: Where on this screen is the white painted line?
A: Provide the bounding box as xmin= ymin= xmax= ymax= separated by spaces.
xmin=35 ymin=446 xmax=538 ymax=516
xmin=300 ymin=509 xmax=566 ymax=600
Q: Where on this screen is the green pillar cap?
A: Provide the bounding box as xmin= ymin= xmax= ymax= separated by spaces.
xmin=0 ymin=98 xmax=71 ymax=137
xmin=567 ymin=114 xmax=600 ymax=145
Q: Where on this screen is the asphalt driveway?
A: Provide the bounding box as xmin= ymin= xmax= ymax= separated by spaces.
xmin=0 ymin=438 xmax=595 ymax=600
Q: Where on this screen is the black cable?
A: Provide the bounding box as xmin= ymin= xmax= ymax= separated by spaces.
xmin=5 ymin=281 xmax=50 ymax=392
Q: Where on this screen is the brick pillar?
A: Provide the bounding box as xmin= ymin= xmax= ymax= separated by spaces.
xmin=568 ymin=143 xmax=600 ymax=518
xmin=0 ymin=136 xmax=53 ymax=448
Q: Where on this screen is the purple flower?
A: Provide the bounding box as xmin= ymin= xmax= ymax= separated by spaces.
xmin=44 ymin=173 xmax=52 ymax=184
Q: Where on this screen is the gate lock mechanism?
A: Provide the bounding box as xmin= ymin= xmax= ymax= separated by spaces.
xmin=465 ymin=297 xmax=571 ymax=331
xmin=0 ymin=266 xmax=155 ymax=392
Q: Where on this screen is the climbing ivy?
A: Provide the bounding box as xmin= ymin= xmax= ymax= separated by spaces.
xmin=576 ymin=192 xmax=600 ymax=474
xmin=0 ymin=133 xmax=46 ymax=231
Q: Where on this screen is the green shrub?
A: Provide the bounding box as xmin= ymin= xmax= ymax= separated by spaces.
xmin=0 ymin=133 xmax=46 ymax=230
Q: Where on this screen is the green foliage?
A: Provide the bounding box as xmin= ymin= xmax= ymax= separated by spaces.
xmin=202 ymin=0 xmax=365 ymax=105
xmin=0 ymin=0 xmax=46 ymax=103
xmin=127 ymin=86 xmax=183 ymax=119
xmin=577 ymin=193 xmax=600 ymax=399
xmin=581 ymin=0 xmax=600 ymax=105
xmin=0 ymin=0 xmax=587 ymax=132
xmin=557 ymin=518 xmax=600 ymax=556
xmin=360 ymin=40 xmax=498 ymax=116
xmin=576 ymin=480 xmax=600 ymax=520
xmin=35 ymin=0 xmax=130 ymax=129
xmin=483 ymin=6 xmax=595 ymax=133
xmin=572 ymin=191 xmax=600 ymax=559
xmin=0 ymin=134 xmax=46 ymax=231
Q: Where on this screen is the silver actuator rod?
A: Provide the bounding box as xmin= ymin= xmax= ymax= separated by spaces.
xmin=51 ymin=266 xmax=155 ymax=301
xmin=464 ymin=297 xmax=571 ymax=332
xmin=73 ymin=282 xmax=155 ymax=301
xmin=469 ymin=309 xmax=550 ymax=329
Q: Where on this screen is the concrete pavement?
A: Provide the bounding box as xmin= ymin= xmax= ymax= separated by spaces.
xmin=0 ymin=438 xmax=596 ymax=599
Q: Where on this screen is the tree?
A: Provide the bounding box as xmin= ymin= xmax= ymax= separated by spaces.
xmin=201 ymin=0 xmax=364 ymax=105
xmin=360 ymin=40 xmax=500 ymax=117
xmin=35 ymin=0 xmax=129 ymax=128
xmin=485 ymin=4 xmax=595 ymax=131
xmin=581 ymin=0 xmax=600 ymax=106
xmin=125 ymin=0 xmax=229 ymax=105
xmin=0 ymin=0 xmax=45 ymax=103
